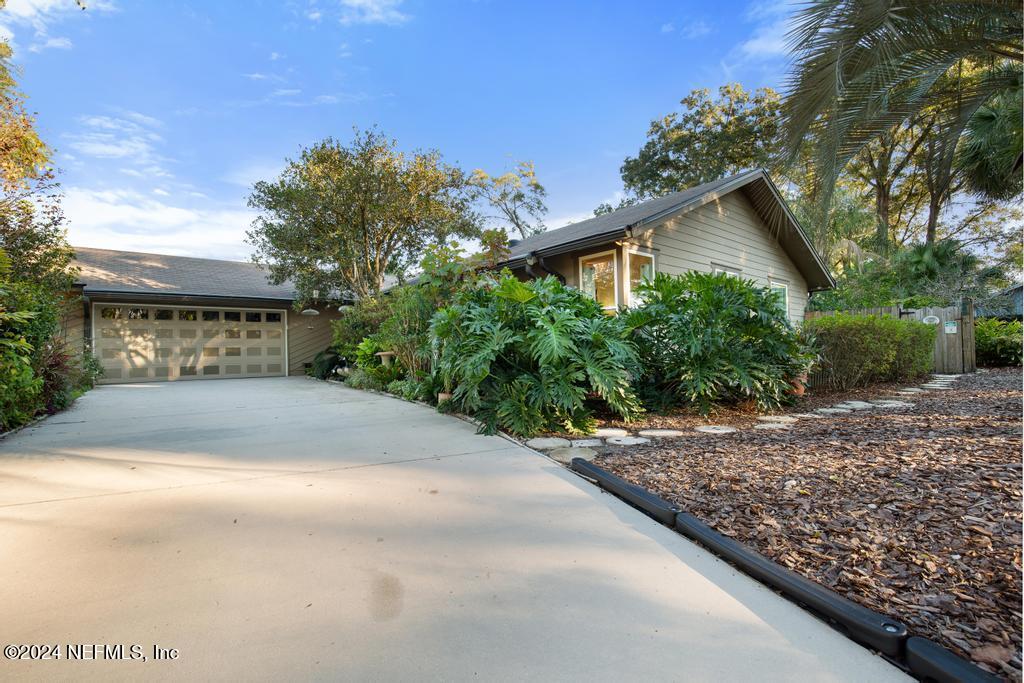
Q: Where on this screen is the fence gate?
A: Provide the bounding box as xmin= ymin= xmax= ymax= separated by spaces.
xmin=805 ymin=300 xmax=976 ymax=374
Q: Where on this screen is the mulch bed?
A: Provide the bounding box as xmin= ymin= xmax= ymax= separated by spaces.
xmin=593 ymin=368 xmax=1023 ymax=679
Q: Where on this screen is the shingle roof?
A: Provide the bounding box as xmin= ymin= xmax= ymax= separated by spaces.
xmin=502 ymin=169 xmax=835 ymax=291
xmin=507 ymin=172 xmax=759 ymax=261
xmin=72 ymin=247 xmax=297 ymax=300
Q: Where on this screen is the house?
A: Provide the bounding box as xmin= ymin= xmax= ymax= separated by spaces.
xmin=498 ymin=169 xmax=834 ymax=322
xmin=67 ymin=247 xmax=341 ymax=384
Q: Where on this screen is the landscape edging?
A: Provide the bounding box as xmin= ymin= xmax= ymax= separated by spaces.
xmin=569 ymin=458 xmax=1000 ymax=682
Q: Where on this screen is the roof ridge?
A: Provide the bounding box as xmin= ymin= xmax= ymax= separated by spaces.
xmin=72 ymin=245 xmax=261 ymax=267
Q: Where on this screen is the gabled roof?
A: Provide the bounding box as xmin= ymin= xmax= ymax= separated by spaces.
xmin=72 ymin=247 xmax=297 ymax=301
xmin=504 ymin=169 xmax=835 ymax=291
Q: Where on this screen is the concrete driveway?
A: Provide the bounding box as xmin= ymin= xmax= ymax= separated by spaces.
xmin=0 ymin=378 xmax=906 ymax=681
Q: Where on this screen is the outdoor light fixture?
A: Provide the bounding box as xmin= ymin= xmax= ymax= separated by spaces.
xmin=301 ymin=289 xmax=322 ymax=317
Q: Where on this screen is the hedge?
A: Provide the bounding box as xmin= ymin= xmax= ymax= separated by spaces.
xmin=804 ymin=314 xmax=935 ymax=390
xmin=975 ymin=318 xmax=1023 ymax=367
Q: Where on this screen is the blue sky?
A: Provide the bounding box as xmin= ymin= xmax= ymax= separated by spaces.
xmin=2 ymin=0 xmax=795 ymax=260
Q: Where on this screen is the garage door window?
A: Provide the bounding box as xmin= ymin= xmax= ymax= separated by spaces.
xmin=101 ymin=307 xmax=121 ymax=319
xmin=224 ymin=311 xmax=241 ymax=322
xmin=246 ymin=312 xmax=262 ymax=322
xmin=179 ymin=310 xmax=197 ymax=321
xmin=155 ymin=309 xmax=173 ymax=320
xmin=266 ymin=312 xmax=282 ymax=322
xmin=128 ymin=307 xmax=149 ymax=320
xmin=202 ymin=311 xmax=220 ymax=321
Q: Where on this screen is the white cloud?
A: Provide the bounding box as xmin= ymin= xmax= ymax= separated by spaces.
xmin=152 ymin=188 xmax=169 ymax=196
xmin=269 ymin=51 xmax=282 ymax=60
xmin=660 ymin=22 xmax=674 ymax=34
xmin=680 ymin=20 xmax=712 ymax=39
xmin=243 ymin=72 xmax=270 ymax=81
xmin=222 ymin=160 xmax=284 ymax=188
xmin=271 ymin=88 xmax=302 ymax=97
xmin=64 ymin=112 xmax=172 ymax=177
xmin=337 ymin=0 xmax=409 ymax=26
xmin=64 ymin=186 xmax=257 ymax=261
xmin=737 ymin=0 xmax=790 ymax=58
xmin=28 ymin=35 xmax=71 ymax=51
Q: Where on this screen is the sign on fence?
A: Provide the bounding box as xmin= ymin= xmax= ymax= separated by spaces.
xmin=805 ymin=301 xmax=976 ymax=375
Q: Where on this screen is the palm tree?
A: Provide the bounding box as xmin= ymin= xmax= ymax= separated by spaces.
xmin=780 ymin=0 xmax=1023 ymax=217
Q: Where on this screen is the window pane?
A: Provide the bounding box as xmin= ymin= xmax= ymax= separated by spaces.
xmin=629 ymin=252 xmax=654 ymax=303
xmin=580 ymin=253 xmax=616 ymax=309
xmin=127 ymin=307 xmax=149 ymax=320
xmin=155 ymin=309 xmax=173 ymax=320
xmin=266 ymin=312 xmax=282 ymax=323
xmin=202 ymin=310 xmax=220 ymax=321
xmin=224 ymin=311 xmax=241 ymax=322
xmin=246 ymin=312 xmax=262 ymax=323
xmin=179 ymin=310 xmax=197 ymax=321
xmin=100 ymin=307 xmax=121 ymax=319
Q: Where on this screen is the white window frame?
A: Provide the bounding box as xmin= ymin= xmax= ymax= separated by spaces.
xmin=578 ymin=249 xmax=619 ymax=311
xmin=624 ymin=246 xmax=657 ymax=307
xmin=712 ymin=263 xmax=742 ymax=278
xmin=768 ymin=280 xmax=790 ymax=319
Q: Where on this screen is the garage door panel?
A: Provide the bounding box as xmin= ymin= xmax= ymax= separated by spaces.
xmin=94 ymin=304 xmax=287 ymax=384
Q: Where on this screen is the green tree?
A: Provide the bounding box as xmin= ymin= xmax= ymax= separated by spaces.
xmin=469 ymin=161 xmax=547 ymax=240
xmin=247 ymin=129 xmax=480 ymax=302
xmin=781 ymin=1 xmax=1023 ymax=213
xmin=957 ymin=88 xmax=1023 ymax=200
xmin=0 ymin=197 xmax=75 ymax=292
xmin=621 ymin=83 xmax=782 ymax=198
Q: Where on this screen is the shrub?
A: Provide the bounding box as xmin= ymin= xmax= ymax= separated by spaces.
xmin=804 ymin=314 xmax=936 ymax=390
xmin=975 ymin=318 xmax=1023 ymax=367
xmin=310 ymin=347 xmax=344 ymax=379
xmin=354 ymin=337 xmax=404 ymax=385
xmin=330 ymin=296 xmax=392 ymax=363
xmin=344 ymin=367 xmax=383 ymax=391
xmin=385 ymin=378 xmax=421 ymax=401
xmin=431 ymin=274 xmax=642 ymax=436
xmin=624 ymin=272 xmax=815 ymax=414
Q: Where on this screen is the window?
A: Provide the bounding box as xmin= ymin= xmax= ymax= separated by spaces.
xmin=127 ymin=307 xmax=149 ymax=320
xmin=179 ymin=310 xmax=197 ymax=321
xmin=769 ymin=281 xmax=789 ymax=318
xmin=100 ymin=307 xmax=121 ymax=319
xmin=224 ymin=311 xmax=241 ymax=322
xmin=202 ymin=311 xmax=220 ymax=321
xmin=713 ymin=264 xmax=742 ymax=278
xmin=246 ymin=312 xmax=262 ymax=323
xmin=266 ymin=312 xmax=282 ymax=323
xmin=579 ymin=250 xmax=618 ymax=310
xmin=155 ymin=309 xmax=173 ymax=320
xmin=625 ymin=248 xmax=656 ymax=306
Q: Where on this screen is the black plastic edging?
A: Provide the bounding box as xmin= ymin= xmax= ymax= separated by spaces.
xmin=905 ymin=637 xmax=1002 ymax=683
xmin=570 ymin=458 xmax=678 ymax=525
xmin=675 ymin=512 xmax=908 ymax=657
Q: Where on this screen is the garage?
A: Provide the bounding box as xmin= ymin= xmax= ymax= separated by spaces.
xmin=92 ymin=303 xmax=288 ymax=384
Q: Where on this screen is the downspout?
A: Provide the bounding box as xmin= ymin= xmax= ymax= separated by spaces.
xmin=537 ymin=255 xmax=566 ymax=284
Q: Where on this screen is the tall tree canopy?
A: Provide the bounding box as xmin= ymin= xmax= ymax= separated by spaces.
xmin=620 ymin=83 xmax=782 ymax=198
xmin=780 ymin=0 xmax=1023 ymax=214
xmin=468 ymin=161 xmax=547 ymax=240
xmin=247 ymin=129 xmax=480 ymax=302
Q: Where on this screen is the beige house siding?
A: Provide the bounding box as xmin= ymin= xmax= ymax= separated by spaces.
xmin=61 ymin=297 xmax=87 ymax=360
xmin=641 ymin=191 xmax=810 ymax=321
xmin=287 ymin=304 xmax=342 ymax=376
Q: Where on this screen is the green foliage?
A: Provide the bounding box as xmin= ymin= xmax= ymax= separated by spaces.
xmin=468 ymin=161 xmax=547 ymax=240
xmin=343 ymin=367 xmax=383 ymax=392
xmin=310 ymin=347 xmax=343 ymax=379
xmin=804 ymin=314 xmax=936 ymax=390
xmin=385 ymin=378 xmax=422 ymax=401
xmin=430 ymin=274 xmax=642 ymax=436
xmin=330 ymin=296 xmax=391 ymax=362
xmin=975 ymin=318 xmax=1022 ymax=367
xmin=620 ymin=84 xmax=781 ymax=198
xmin=354 ymin=337 xmax=404 ymax=385
xmin=247 ymin=127 xmax=480 ymax=302
xmin=624 ymin=272 xmax=814 ymax=414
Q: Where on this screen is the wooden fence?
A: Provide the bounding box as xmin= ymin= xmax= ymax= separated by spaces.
xmin=805 ymin=300 xmax=976 ymax=377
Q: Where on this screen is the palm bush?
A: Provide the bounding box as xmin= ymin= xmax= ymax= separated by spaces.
xmin=430 ymin=274 xmax=642 ymax=436
xmin=624 ymin=272 xmax=815 ymax=413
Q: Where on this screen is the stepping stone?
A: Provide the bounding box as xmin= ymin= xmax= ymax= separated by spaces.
xmin=606 ymin=436 xmax=651 ymax=446
xmin=756 ymin=416 xmax=798 ymax=424
xmin=790 ymin=413 xmax=824 ymax=419
xmin=571 ymin=438 xmax=603 ymax=448
xmin=815 ymin=408 xmax=851 ymax=415
xmin=870 ymin=400 xmax=914 ymax=408
xmin=921 ymin=385 xmax=950 ymax=390
xmin=525 ymin=437 xmax=571 ymax=450
xmin=900 ymin=388 xmax=925 ymax=393
xmin=754 ymin=422 xmax=791 ymax=430
xmin=637 ymin=428 xmax=684 ymax=437
xmin=548 ymin=447 xmax=596 ymax=464
xmin=694 ymin=425 xmax=738 ymax=434
xmin=593 ymin=428 xmax=629 ymax=438
xmin=835 ymin=400 xmax=875 ymax=410
xmin=894 ymin=390 xmax=922 ymax=395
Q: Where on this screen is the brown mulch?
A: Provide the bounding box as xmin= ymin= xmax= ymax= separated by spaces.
xmin=593 ymin=368 xmax=1023 ymax=679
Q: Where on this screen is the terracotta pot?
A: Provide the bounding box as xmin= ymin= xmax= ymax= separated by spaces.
xmin=437 ymin=391 xmax=453 ymax=403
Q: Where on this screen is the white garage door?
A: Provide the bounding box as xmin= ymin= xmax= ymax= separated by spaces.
xmin=93 ymin=303 xmax=288 ymax=384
